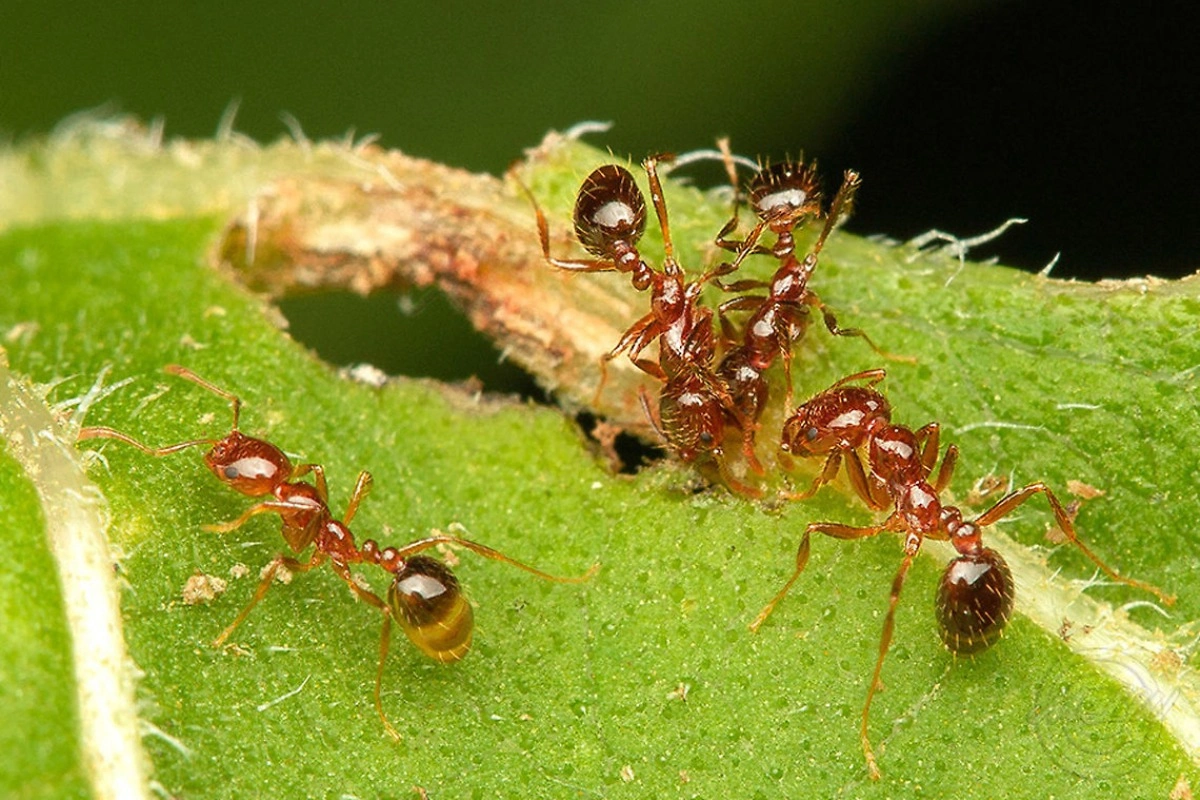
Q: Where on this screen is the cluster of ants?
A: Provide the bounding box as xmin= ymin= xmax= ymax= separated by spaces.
xmin=532 ymin=146 xmax=1174 ymax=778
xmin=77 ymin=365 xmax=594 ymax=741
xmin=72 ymin=144 xmax=1174 ymax=782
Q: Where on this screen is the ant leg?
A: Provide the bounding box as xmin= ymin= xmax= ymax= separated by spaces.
xmin=203 ymin=500 xmax=319 ymax=533
xmin=607 ymin=312 xmax=662 ymax=365
xmin=76 ymin=426 xmax=215 ymax=457
xmin=807 ymin=369 xmax=889 ymax=398
xmin=342 ymin=471 xmax=374 ymax=525
xmin=811 ymin=170 xmax=862 ymax=253
xmin=290 ymin=463 xmax=329 ymax=502
xmin=213 ymin=550 xmax=327 ymax=646
xmin=913 ymin=423 xmax=941 ymax=476
xmin=740 ymin=426 xmax=763 ymax=475
xmin=375 ymin=612 xmax=402 ymax=741
xmin=749 ymin=530 xmax=812 ymax=632
xmin=692 ymin=258 xmax=750 ymax=298
xmin=631 ymin=359 xmax=667 ymax=381
xmin=714 ymin=219 xmax=776 ymax=287
xmin=702 ymin=372 xmax=765 ymax=478
xmin=637 ymin=384 xmax=668 ymax=442
xmin=642 ymin=155 xmax=678 ymax=263
xmin=711 ymin=451 xmax=765 ymax=500
xmin=387 ymin=535 xmax=600 ymax=584
xmin=861 ymin=548 xmax=917 ymax=782
xmin=779 ymin=338 xmax=796 ymax=411
xmin=716 ymin=277 xmax=771 ymax=293
xmin=974 ymin=482 xmax=1174 ymax=605
xmin=718 ymin=312 xmax=742 ymax=346
xmin=713 ymin=219 xmax=774 ymax=260
xmin=807 ymin=293 xmax=917 ymax=364
xmin=932 ymin=445 xmax=958 ymax=493
xmin=164 ymin=364 xmax=242 ymax=429
xmin=844 ymin=450 xmax=889 ymax=510
xmin=714 ymin=215 xmax=744 ymax=254
xmin=913 ymin=424 xmax=960 ymax=492
xmin=782 ymin=451 xmax=843 ymax=502
xmin=327 ymin=559 xmax=387 ymax=610
xmin=717 ymin=294 xmax=767 ymax=318
xmin=710 ymin=139 xmax=773 ymax=258
xmin=750 ymin=517 xmax=894 ymax=631
xmin=522 ymin=182 xmax=621 ymax=273
xmin=594 ymin=313 xmax=664 ymax=403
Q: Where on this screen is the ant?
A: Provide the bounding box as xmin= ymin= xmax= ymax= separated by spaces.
xmin=750 ymin=368 xmax=1174 ymax=779
xmin=710 ymin=155 xmax=902 ymax=430
xmin=77 ymin=365 xmax=596 ymax=739
xmin=531 ymin=157 xmax=762 ymax=494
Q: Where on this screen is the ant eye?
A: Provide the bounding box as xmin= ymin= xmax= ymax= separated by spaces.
xmin=223 ymin=465 xmax=240 ymax=479
xmin=805 ymin=427 xmax=819 ymax=442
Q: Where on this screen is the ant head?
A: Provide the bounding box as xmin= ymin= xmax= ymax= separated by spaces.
xmin=387 ymin=555 xmax=473 ymax=663
xmin=780 ymin=410 xmax=827 ymax=457
xmin=573 ymin=165 xmax=647 ymax=260
xmin=749 ymin=160 xmax=822 ymax=228
xmin=203 ymin=431 xmax=292 ymax=497
xmin=935 ymin=547 xmax=1014 ymax=654
xmin=781 ymin=386 xmax=888 ymax=456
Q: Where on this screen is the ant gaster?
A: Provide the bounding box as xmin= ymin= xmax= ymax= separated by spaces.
xmin=532 ymin=158 xmax=762 ymax=494
xmin=78 ymin=365 xmax=596 ymax=739
xmin=751 ymin=368 xmax=1174 ymax=779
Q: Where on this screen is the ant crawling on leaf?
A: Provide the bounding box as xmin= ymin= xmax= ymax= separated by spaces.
xmin=531 ymin=157 xmax=763 ymax=495
xmin=77 ymin=365 xmax=596 ymax=739
xmin=750 ymin=368 xmax=1174 ymax=779
xmin=704 ymin=148 xmax=907 ymax=453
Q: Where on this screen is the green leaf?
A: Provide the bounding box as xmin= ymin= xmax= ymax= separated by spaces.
xmin=1 ymin=123 xmax=1197 ymax=798
xmin=0 ymin=434 xmax=90 ymax=799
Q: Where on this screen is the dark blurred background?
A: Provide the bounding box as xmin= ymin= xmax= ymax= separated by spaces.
xmin=4 ymin=1 xmax=1197 ymax=387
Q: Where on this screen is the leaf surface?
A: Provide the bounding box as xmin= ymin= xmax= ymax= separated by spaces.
xmin=0 ymin=127 xmax=1197 ymax=798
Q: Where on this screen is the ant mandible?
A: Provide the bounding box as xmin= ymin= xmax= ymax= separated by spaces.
xmin=532 ymin=157 xmax=763 ymax=493
xmin=751 ymin=368 xmax=1174 ymax=779
xmin=78 ymin=365 xmax=596 ymax=739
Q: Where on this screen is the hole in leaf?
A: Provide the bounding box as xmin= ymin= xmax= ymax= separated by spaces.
xmin=278 ymin=288 xmax=545 ymax=398
xmin=278 ymin=288 xmax=664 ymax=474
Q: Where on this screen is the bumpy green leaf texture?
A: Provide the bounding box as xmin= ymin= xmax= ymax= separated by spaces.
xmin=1 ymin=126 xmax=1198 ymax=798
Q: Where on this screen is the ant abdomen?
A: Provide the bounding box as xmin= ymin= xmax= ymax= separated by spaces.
xmin=749 ymin=160 xmax=822 ymax=225
xmin=387 ymin=555 xmax=474 ymax=663
xmin=658 ymin=372 xmax=726 ymax=463
xmin=715 ymin=345 xmax=769 ymax=426
xmin=935 ymin=547 xmax=1014 ymax=654
xmin=573 ymin=164 xmax=647 ymax=261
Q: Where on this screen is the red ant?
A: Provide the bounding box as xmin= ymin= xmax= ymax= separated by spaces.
xmin=710 ymin=156 xmax=903 ymax=432
xmin=77 ymin=365 xmax=596 ymax=739
xmin=750 ymin=368 xmax=1174 ymax=779
xmin=531 ymin=157 xmax=762 ymax=494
